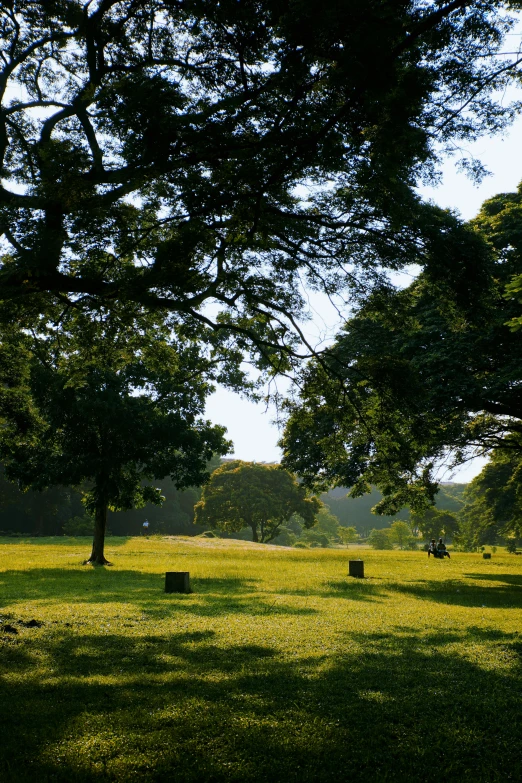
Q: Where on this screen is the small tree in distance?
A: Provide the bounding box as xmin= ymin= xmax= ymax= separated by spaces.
xmin=338 ymin=526 xmax=359 ymax=545
xmin=390 ymin=521 xmax=414 ymax=550
xmin=314 ymin=506 xmax=342 ymax=541
xmin=194 ymin=461 xmax=320 ymax=543
xmin=368 ymin=529 xmax=393 ymax=550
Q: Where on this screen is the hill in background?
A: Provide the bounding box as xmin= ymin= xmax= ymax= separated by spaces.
xmin=321 ymin=484 xmax=466 ymax=536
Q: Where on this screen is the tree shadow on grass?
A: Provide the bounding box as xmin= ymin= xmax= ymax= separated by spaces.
xmin=0 ymin=568 xmax=522 ymax=619
xmin=5 ymin=566 xmax=521 ymax=616
xmin=1 ymin=628 xmax=280 ymax=680
xmin=319 ymin=579 xmax=386 ymax=601
xmin=0 ymin=569 xmax=318 ymax=619
xmin=1 ymin=625 xmax=521 ymax=783
xmin=464 ymin=572 xmax=522 ymax=588
xmin=391 ymin=577 xmax=522 ymax=608
xmin=277 ymin=580 xmax=386 ymax=602
xmin=0 ymin=569 xmax=254 ymax=603
xmin=279 ymin=573 xmax=522 ymax=608
xmin=193 ymin=576 xmax=257 ymax=592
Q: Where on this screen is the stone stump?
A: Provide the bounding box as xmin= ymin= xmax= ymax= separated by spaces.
xmin=165 ymin=571 xmax=191 ymax=593
xmin=349 ymin=560 xmax=364 ymax=578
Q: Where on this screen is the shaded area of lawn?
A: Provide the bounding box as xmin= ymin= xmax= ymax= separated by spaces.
xmin=2 ymin=562 xmax=521 ymax=616
xmin=1 ymin=624 xmax=521 ymax=782
xmin=465 ymin=572 xmax=522 ymax=587
xmin=0 ymin=568 xmax=317 ymax=618
xmin=390 ymin=572 xmax=522 ymax=608
xmin=299 ymin=572 xmax=522 ymax=609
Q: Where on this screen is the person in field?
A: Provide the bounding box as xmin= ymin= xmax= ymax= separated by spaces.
xmin=428 ymin=539 xmax=438 ymax=557
xmin=437 ymin=538 xmax=451 ymax=558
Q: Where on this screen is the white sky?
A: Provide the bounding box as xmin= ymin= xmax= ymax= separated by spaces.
xmin=205 ymin=113 xmax=522 ymax=483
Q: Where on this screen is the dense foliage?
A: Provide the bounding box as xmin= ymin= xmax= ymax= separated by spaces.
xmin=0 ymin=467 xmax=85 ymax=537
xmin=456 ymin=450 xmax=522 ymax=550
xmin=281 ymin=186 xmax=522 ymax=513
xmin=1 ymin=1 xmax=521 ymax=375
xmin=410 ymin=507 xmax=459 ymax=542
xmin=0 ymin=468 xmax=211 ymax=538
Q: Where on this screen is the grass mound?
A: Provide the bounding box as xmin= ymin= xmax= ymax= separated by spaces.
xmin=1 ymin=537 xmax=521 ymax=782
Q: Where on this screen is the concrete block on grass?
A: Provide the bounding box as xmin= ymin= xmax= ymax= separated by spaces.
xmin=165 ymin=571 xmax=191 ymax=593
xmin=349 ymin=560 xmax=364 ymax=578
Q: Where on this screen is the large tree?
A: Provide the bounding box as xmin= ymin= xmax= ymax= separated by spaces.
xmin=0 ymin=303 xmax=231 ymax=563
xmin=0 ymin=1 xmax=521 ymax=375
xmin=281 ymin=185 xmax=522 ymax=512
xmin=194 ymin=460 xmax=319 ymax=543
xmin=457 ymin=449 xmax=522 ymax=548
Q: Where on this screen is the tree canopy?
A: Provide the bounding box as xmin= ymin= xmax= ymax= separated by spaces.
xmin=0 ymin=303 xmax=230 ymax=563
xmin=281 ymin=184 xmax=522 ymax=512
xmin=194 ymin=460 xmax=319 ymax=543
xmin=457 ymin=449 xmax=522 ymax=549
xmin=1 ymin=1 xmax=521 ymax=374
xmin=410 ymin=508 xmax=459 ymax=542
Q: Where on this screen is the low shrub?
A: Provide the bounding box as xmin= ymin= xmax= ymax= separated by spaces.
xmin=368 ymin=528 xmax=393 ymax=550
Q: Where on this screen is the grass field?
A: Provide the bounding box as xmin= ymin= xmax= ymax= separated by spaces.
xmin=1 ymin=536 xmax=521 ymax=782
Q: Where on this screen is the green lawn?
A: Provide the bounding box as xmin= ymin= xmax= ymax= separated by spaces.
xmin=1 ymin=537 xmax=521 ymax=782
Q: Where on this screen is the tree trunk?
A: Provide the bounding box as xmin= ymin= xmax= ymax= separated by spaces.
xmin=251 ymin=523 xmax=259 ymax=543
xmin=264 ymin=521 xmax=282 ymax=544
xmin=85 ymin=500 xmax=111 ymax=565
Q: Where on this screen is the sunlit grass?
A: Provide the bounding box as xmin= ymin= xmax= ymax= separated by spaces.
xmin=1 ymin=536 xmax=521 ymax=781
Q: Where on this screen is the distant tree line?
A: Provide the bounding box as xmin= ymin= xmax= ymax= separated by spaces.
xmin=361 ymin=465 xmax=522 ymax=553
xmin=0 ymin=468 xmax=212 ymax=538
xmin=0 ymin=457 xmax=467 ymax=548
xmin=1 ymin=452 xmax=519 ymax=553
xmin=320 ymin=485 xmax=463 ymax=534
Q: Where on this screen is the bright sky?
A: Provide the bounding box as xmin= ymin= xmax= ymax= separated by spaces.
xmin=205 ymin=112 xmax=522 ymax=483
